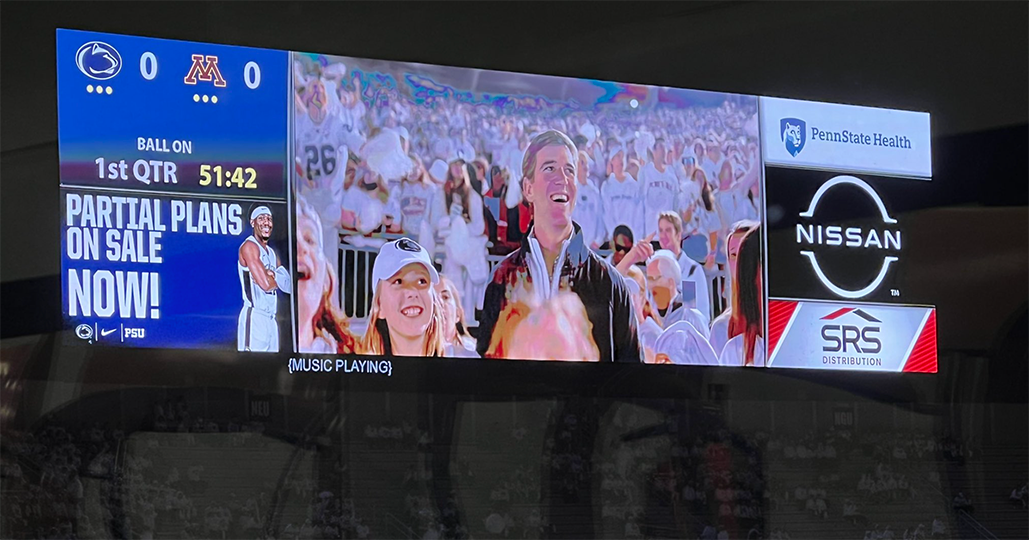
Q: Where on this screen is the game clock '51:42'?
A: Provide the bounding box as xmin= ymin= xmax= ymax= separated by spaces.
xmin=199 ymin=164 xmax=257 ymax=189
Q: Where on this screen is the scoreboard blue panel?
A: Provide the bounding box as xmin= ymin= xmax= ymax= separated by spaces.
xmin=57 ymin=29 xmax=292 ymax=352
xmin=57 ymin=29 xmax=289 ymax=198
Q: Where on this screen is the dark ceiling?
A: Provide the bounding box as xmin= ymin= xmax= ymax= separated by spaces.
xmin=1 ymin=1 xmax=1027 ymax=155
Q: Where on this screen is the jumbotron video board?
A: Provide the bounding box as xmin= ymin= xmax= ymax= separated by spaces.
xmin=57 ymin=29 xmax=937 ymax=372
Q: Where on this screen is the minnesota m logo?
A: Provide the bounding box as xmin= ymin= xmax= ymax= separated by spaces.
xmin=183 ymin=54 xmax=226 ymax=87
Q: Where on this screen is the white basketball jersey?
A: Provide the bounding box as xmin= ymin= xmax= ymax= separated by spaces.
xmin=239 ymin=236 xmax=278 ymax=315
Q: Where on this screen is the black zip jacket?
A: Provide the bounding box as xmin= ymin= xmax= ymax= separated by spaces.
xmin=476 ymin=222 xmax=642 ymax=362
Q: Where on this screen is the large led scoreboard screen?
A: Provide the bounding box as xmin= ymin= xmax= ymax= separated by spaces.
xmin=57 ymin=29 xmax=937 ymax=372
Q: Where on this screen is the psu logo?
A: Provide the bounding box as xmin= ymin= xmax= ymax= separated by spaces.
xmin=780 ymin=117 xmax=806 ymax=157
xmin=75 ymin=41 xmax=122 ymax=81
xmin=74 ymin=323 xmax=94 ymax=342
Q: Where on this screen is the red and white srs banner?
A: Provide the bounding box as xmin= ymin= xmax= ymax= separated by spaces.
xmin=767 ymin=300 xmax=937 ymax=372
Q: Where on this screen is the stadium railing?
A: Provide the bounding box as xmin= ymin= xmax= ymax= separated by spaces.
xmin=337 ymin=233 xmax=726 ymax=324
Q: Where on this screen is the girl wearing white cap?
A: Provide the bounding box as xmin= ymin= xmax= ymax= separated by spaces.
xmin=622 ymin=269 xmax=662 ymax=364
xmin=361 ymin=238 xmax=447 ymax=356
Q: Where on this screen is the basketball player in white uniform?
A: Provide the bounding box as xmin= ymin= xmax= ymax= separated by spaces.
xmin=238 ymin=206 xmax=292 ymax=352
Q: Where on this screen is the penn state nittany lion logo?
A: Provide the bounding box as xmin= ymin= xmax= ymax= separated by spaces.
xmin=75 ymin=41 xmax=122 ymax=81
xmin=396 ymin=238 xmax=422 ymax=253
xmin=780 ymin=117 xmax=807 ymax=157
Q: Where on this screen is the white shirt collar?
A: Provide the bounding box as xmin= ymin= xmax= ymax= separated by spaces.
xmin=526 ymin=228 xmax=571 ymax=302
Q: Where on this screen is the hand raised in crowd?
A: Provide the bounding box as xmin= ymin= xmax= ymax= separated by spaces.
xmin=628 ymin=233 xmax=656 ymax=264
xmin=615 ymin=233 xmax=655 ymax=275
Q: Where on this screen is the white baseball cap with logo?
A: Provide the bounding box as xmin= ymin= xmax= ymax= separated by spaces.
xmin=371 ymin=238 xmax=440 ymax=290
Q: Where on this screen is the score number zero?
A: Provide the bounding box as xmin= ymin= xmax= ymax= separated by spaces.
xmin=139 ymin=51 xmax=262 ymax=90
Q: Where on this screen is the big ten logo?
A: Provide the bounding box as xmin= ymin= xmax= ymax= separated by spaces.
xmin=820 ymin=307 xmax=882 ymax=354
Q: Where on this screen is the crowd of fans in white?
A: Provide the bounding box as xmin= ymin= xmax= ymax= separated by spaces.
xmin=293 ymin=56 xmax=766 ymax=366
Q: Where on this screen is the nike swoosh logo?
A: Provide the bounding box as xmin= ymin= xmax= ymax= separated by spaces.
xmin=101 ymin=329 xmax=117 ymax=337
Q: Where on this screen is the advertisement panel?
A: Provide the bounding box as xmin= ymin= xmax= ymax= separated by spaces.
xmin=57 ymin=29 xmax=293 ymax=352
xmin=760 ymin=96 xmax=932 ymax=179
xmin=764 ymin=167 xmax=934 ymax=305
xmin=761 ymin=96 xmax=937 ymax=373
xmin=767 ymin=300 xmax=937 ymax=372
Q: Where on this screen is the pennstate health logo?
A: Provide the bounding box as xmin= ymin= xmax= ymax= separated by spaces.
xmin=795 ymin=175 xmax=901 ymax=299
xmin=75 ymin=41 xmax=122 ymax=81
xmin=780 ymin=117 xmax=806 ymax=157
xmin=184 ymin=54 xmax=227 ymax=87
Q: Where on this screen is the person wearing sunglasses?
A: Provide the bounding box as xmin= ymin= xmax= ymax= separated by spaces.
xmin=605 ymin=225 xmax=635 ymax=268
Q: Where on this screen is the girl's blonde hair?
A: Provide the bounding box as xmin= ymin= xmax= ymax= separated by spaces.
xmin=360 ymin=280 xmax=447 ymax=357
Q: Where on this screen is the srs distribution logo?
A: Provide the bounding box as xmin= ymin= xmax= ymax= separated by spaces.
xmin=780 ymin=117 xmax=807 ymax=156
xmin=819 ymin=307 xmax=882 ymax=355
xmin=766 ymin=300 xmax=937 ymax=373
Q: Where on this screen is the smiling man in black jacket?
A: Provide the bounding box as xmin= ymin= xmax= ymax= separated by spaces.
xmin=476 ymin=130 xmax=642 ymax=363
